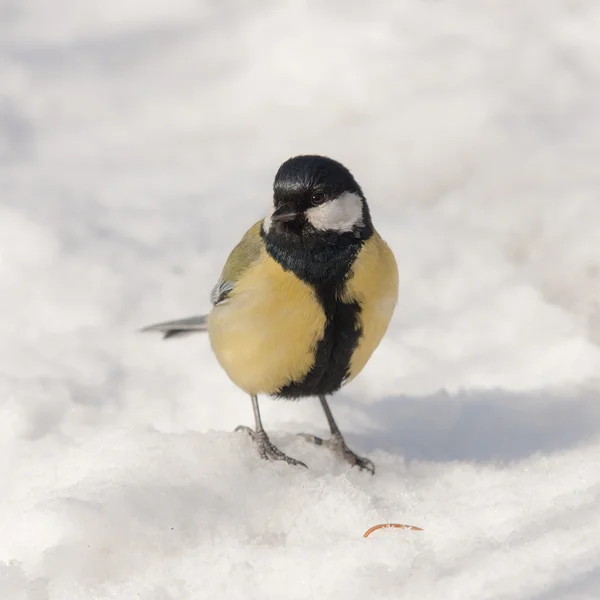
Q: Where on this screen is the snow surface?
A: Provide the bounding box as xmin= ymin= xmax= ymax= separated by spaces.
xmin=2 ymin=1 xmax=600 ymax=598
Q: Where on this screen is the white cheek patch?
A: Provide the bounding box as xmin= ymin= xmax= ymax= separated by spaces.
xmin=262 ymin=211 xmax=272 ymax=233
xmin=306 ymin=192 xmax=364 ymax=233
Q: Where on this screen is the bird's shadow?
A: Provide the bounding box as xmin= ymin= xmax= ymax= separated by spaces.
xmin=343 ymin=387 xmax=600 ymax=463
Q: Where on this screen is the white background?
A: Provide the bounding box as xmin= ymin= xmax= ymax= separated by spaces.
xmin=1 ymin=1 xmax=600 ymax=598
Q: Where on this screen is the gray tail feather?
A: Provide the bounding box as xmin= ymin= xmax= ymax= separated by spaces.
xmin=140 ymin=315 xmax=208 ymax=339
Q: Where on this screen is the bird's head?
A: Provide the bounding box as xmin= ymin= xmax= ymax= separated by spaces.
xmin=262 ymin=155 xmax=373 ymax=242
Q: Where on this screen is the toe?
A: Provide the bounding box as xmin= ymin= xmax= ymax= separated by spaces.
xmin=354 ymin=456 xmax=376 ymax=475
xmin=236 ymin=428 xmax=307 ymax=469
xmin=265 ymin=449 xmax=308 ymax=469
xmin=235 ymin=425 xmax=256 ymax=439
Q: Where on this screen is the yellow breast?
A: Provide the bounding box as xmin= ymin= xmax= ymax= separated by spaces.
xmin=207 ymin=250 xmax=326 ymax=395
xmin=342 ymin=232 xmax=398 ymax=382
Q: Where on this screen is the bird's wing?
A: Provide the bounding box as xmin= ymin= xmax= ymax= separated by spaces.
xmin=141 ymin=220 xmax=264 ymax=339
xmin=210 ymin=219 xmax=264 ymax=306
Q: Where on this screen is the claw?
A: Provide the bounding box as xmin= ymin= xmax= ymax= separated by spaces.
xmin=236 ymin=426 xmax=307 ymax=468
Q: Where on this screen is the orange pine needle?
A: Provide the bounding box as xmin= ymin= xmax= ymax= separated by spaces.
xmin=363 ymin=523 xmax=423 ymax=538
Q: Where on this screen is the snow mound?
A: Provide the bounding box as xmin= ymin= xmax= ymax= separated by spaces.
xmin=1 ymin=1 xmax=600 ymax=598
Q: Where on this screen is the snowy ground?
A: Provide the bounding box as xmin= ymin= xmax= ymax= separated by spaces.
xmin=2 ymin=1 xmax=600 ymax=598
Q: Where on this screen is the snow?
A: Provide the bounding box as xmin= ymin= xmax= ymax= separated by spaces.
xmin=1 ymin=0 xmax=600 ymax=598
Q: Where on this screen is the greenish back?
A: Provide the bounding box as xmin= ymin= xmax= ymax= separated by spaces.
xmin=221 ymin=220 xmax=264 ymax=281
xmin=211 ymin=220 xmax=264 ymax=305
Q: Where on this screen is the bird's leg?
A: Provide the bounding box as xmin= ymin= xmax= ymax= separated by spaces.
xmin=236 ymin=394 xmax=307 ymax=468
xmin=298 ymin=395 xmax=375 ymax=474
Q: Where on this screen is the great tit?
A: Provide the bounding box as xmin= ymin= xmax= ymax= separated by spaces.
xmin=143 ymin=155 xmax=398 ymax=474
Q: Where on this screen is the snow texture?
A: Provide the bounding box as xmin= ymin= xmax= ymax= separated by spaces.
xmin=2 ymin=1 xmax=600 ymax=598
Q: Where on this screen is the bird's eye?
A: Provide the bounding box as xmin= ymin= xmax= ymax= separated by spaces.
xmin=311 ymin=192 xmax=326 ymax=206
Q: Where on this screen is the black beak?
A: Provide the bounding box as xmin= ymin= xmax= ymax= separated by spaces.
xmin=270 ymin=204 xmax=298 ymax=223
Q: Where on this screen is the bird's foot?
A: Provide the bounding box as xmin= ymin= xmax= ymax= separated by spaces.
xmin=235 ymin=426 xmax=307 ymax=468
xmin=298 ymin=432 xmax=375 ymax=475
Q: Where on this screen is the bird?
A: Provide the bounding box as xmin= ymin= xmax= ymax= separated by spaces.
xmin=142 ymin=155 xmax=398 ymax=474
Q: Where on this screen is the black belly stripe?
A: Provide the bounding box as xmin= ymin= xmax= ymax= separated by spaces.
xmin=276 ymin=283 xmax=362 ymax=399
xmin=262 ymin=225 xmax=371 ymax=399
